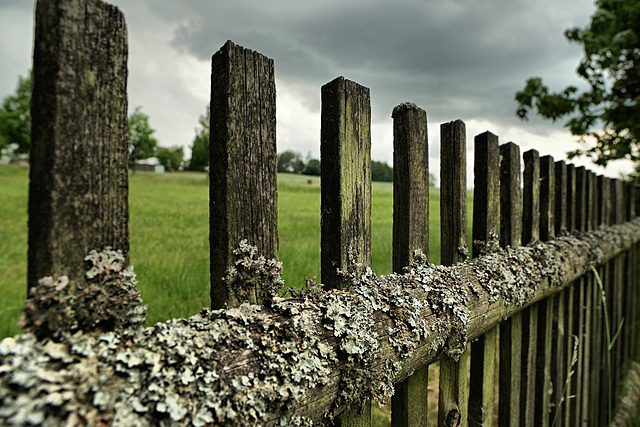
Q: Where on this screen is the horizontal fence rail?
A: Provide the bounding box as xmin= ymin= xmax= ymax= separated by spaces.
xmin=3 ymin=2 xmax=640 ymax=426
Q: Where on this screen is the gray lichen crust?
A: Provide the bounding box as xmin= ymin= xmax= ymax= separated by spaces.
xmin=21 ymin=248 xmax=147 ymax=341
xmin=2 ymin=218 xmax=640 ymax=425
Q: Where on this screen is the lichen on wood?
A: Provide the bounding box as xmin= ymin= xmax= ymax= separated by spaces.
xmin=3 ymin=219 xmax=640 ymax=425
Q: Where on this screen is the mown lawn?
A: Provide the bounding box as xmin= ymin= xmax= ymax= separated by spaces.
xmin=0 ymin=164 xmax=472 ymax=339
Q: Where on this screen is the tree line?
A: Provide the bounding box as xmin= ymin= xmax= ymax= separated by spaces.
xmin=2 ymin=0 xmax=639 ymax=178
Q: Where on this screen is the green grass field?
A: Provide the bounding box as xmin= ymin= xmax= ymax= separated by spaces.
xmin=0 ymin=164 xmax=471 ymax=340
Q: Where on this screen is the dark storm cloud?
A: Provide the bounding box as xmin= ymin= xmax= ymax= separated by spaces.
xmin=150 ymin=0 xmax=592 ymax=125
xmin=2 ymin=0 xmax=608 ymax=175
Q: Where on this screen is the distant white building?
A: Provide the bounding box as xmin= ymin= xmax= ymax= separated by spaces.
xmin=128 ymin=157 xmax=165 ymax=173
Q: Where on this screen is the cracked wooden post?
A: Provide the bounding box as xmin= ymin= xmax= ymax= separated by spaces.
xmin=581 ymin=170 xmax=595 ymax=425
xmin=390 ymin=103 xmax=429 ymax=427
xmin=28 ymin=0 xmax=129 ymax=291
xmin=570 ymin=166 xmax=588 ymax=424
xmin=521 ymin=149 xmax=540 ymax=425
xmin=550 ymin=160 xmax=568 ymax=425
xmin=611 ymin=178 xmax=625 ymax=402
xmin=582 ymin=173 xmax=602 ymax=422
xmin=596 ymin=176 xmax=612 ymax=425
xmin=534 ymin=155 xmax=555 ymax=427
xmin=624 ymin=182 xmax=636 ymax=363
xmin=320 ymin=76 xmax=372 ymax=425
xmin=554 ymin=161 xmax=568 ymax=235
xmin=469 ymin=131 xmax=499 ymax=427
xmin=498 ymin=141 xmax=522 ymax=427
xmin=588 ymin=173 xmax=601 ymax=424
xmin=439 ymin=119 xmax=469 ymax=427
xmin=540 ymin=156 xmax=555 ymax=242
xmin=562 ymin=163 xmax=577 ymax=427
xmin=209 ymin=40 xmax=278 ymax=309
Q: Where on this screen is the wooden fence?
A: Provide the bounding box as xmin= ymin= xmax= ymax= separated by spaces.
xmin=20 ymin=1 xmax=640 ymax=426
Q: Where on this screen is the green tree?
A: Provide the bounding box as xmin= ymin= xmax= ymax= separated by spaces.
xmin=371 ymin=160 xmax=393 ymax=182
xmin=188 ymin=105 xmax=209 ymax=171
xmin=156 ymin=146 xmax=184 ymax=171
xmin=0 ymin=72 xmax=31 ymax=158
xmin=429 ymin=172 xmax=437 ymax=187
xmin=128 ymin=106 xmax=158 ymax=163
xmin=515 ymin=0 xmax=640 ymax=178
xmin=278 ymin=150 xmax=305 ymax=173
xmin=302 ymin=158 xmax=320 ymax=176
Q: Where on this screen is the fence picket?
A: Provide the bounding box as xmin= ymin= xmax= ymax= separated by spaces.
xmin=612 ymin=180 xmax=625 ymax=405
xmin=209 ymin=41 xmax=278 ymax=308
xmin=29 ymin=0 xmax=129 ymax=290
xmin=320 ymin=76 xmax=372 ymax=290
xmin=499 ymin=142 xmax=523 ymax=427
xmin=521 ymin=149 xmax=540 ymax=426
xmin=589 ymin=172 xmax=603 ymax=425
xmin=570 ymin=167 xmax=588 ymax=424
xmin=579 ymin=171 xmax=595 ymax=426
xmin=626 ymin=183 xmax=637 ymax=364
xmin=320 ymin=76 xmax=372 ymax=425
xmin=391 ymin=103 xmax=430 ymax=427
xmin=469 ymin=131 xmax=500 ymax=427
xmin=439 ymin=120 xmax=470 ymax=427
xmin=534 ymin=155 xmax=555 ymax=427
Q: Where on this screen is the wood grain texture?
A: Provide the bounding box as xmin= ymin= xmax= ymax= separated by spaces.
xmin=540 ymin=156 xmax=556 ymax=242
xmin=320 ymin=76 xmax=372 ymax=291
xmin=554 ymin=161 xmax=568 ymax=236
xmin=209 ymin=40 xmax=278 ymax=308
xmin=440 ymin=120 xmax=468 ymax=266
xmin=439 ymin=120 xmax=469 ymax=427
xmin=391 ymin=102 xmax=429 ymax=427
xmin=392 ymin=103 xmax=429 ymax=270
xmin=469 ymin=131 xmax=499 ymax=427
xmin=535 ymin=155 xmax=555 ymax=427
xmin=521 ymin=149 xmax=540 ymax=426
xmin=320 ymin=76 xmax=372 ymax=426
xmin=498 ymin=142 xmax=522 ymax=427
xmin=566 ymin=165 xmax=577 ymax=233
xmin=523 ymin=149 xmax=540 ymax=245
xmin=29 ymin=0 xmax=129 ymax=290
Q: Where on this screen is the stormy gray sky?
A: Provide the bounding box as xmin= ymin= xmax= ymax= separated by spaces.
xmin=0 ymin=0 xmax=633 ymax=183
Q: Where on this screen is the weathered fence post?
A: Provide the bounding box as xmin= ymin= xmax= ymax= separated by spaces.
xmin=554 ymin=161 xmax=568 ymax=235
xmin=611 ymin=179 xmax=625 ymax=405
xmin=580 ymin=171 xmax=595 ymax=426
xmin=551 ymin=159 xmax=569 ymax=427
xmin=390 ymin=103 xmax=429 ymax=427
xmin=582 ymin=172 xmax=602 ymax=425
xmin=561 ymin=164 xmax=577 ymax=427
xmin=29 ymin=0 xmax=129 ymax=290
xmin=321 ymin=76 xmax=372 ymax=291
xmin=469 ymin=131 xmax=499 ymax=427
xmin=439 ymin=119 xmax=469 ymax=427
xmin=209 ymin=40 xmax=278 ymax=309
xmin=624 ymin=182 xmax=636 ymax=363
xmin=320 ymin=76 xmax=372 ymax=424
xmin=499 ymin=141 xmax=522 ymax=427
xmin=391 ymin=103 xmax=429 ymax=270
xmin=570 ymin=166 xmax=588 ymax=424
xmin=521 ymin=149 xmax=540 ymax=425
xmin=535 ymin=155 xmax=555 ymax=427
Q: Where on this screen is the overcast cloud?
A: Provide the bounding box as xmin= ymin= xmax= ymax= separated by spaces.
xmin=1 ymin=0 xmax=633 ymax=184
